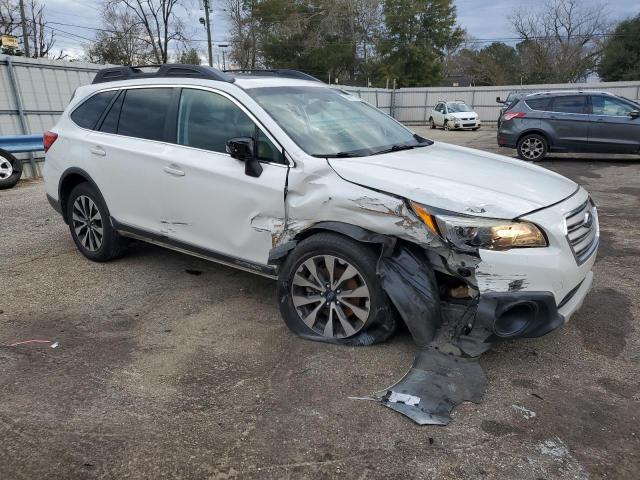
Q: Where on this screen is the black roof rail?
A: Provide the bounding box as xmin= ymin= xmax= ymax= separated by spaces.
xmin=92 ymin=64 xmax=235 ymax=84
xmin=224 ymin=69 xmax=322 ymax=83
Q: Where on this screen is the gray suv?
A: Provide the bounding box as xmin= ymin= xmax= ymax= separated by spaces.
xmin=497 ymin=91 xmax=640 ymax=161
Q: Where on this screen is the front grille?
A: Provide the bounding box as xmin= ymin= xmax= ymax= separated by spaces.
xmin=565 ymin=198 xmax=599 ymax=265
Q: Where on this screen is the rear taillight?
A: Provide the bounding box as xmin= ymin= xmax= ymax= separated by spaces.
xmin=502 ymin=111 xmax=526 ymax=121
xmin=43 ymin=131 xmax=58 ymax=152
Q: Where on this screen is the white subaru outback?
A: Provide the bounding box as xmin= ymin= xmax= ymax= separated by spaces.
xmin=43 ymin=65 xmax=598 ymax=354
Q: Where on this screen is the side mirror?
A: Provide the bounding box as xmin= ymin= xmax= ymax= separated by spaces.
xmin=496 ymin=96 xmax=503 ymax=104
xmin=226 ymin=137 xmax=263 ymax=178
xmin=630 ymin=110 xmax=639 ymax=119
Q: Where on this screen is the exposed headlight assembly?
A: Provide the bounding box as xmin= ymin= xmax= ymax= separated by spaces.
xmin=410 ymin=201 xmax=547 ymax=253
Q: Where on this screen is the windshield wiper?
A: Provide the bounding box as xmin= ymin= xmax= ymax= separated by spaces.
xmin=312 ymin=151 xmax=360 ymax=158
xmin=372 ymin=144 xmax=420 ymax=156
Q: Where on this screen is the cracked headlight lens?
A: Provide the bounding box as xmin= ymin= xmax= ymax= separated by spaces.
xmin=410 ymin=201 xmax=547 ymax=253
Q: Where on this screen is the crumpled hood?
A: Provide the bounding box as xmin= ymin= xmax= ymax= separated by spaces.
xmin=328 ymin=141 xmax=578 ymax=218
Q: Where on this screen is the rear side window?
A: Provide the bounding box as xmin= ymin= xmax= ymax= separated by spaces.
xmin=70 ymin=91 xmax=116 ymax=129
xmin=550 ymin=96 xmax=588 ymax=114
xmin=525 ymin=98 xmax=550 ymax=111
xmin=117 ymin=88 xmax=173 ymax=141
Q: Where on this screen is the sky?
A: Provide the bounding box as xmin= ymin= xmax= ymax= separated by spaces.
xmin=42 ymin=0 xmax=640 ymax=63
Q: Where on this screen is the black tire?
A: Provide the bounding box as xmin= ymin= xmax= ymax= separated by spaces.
xmin=517 ymin=134 xmax=548 ymax=161
xmin=429 ymin=117 xmax=436 ymax=129
xmin=443 ymin=120 xmax=450 ymax=131
xmin=66 ymin=183 xmax=127 ymax=262
xmin=472 ymin=127 xmax=480 ymax=131
xmin=0 ymin=150 xmax=23 ymax=190
xmin=277 ymin=232 xmax=397 ymax=346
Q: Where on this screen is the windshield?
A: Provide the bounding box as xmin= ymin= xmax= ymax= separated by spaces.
xmin=248 ymin=86 xmax=431 ymax=157
xmin=447 ymin=102 xmax=472 ymax=113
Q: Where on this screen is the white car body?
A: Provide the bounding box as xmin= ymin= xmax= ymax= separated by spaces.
xmin=430 ymin=101 xmax=481 ymax=130
xmin=43 ymin=69 xmax=597 ymax=351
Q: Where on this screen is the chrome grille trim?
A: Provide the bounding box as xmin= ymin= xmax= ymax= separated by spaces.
xmin=565 ymin=198 xmax=599 ymax=265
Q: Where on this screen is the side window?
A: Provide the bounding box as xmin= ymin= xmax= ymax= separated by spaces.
xmin=99 ymin=90 xmax=124 ymax=134
xmin=117 ymin=88 xmax=173 ymax=141
xmin=70 ymin=91 xmax=116 ymax=129
xmin=591 ymin=96 xmax=635 ymax=116
xmin=525 ymin=98 xmax=551 ymax=111
xmin=550 ymin=95 xmax=588 ymax=114
xmin=177 ymin=88 xmax=283 ymax=163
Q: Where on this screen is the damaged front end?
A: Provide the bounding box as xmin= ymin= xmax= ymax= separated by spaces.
xmin=262 ymin=157 xmax=587 ymax=425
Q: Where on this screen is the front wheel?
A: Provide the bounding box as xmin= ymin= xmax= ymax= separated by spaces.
xmin=517 ymin=134 xmax=548 ymax=161
xmin=277 ymin=232 xmax=396 ymax=346
xmin=443 ymin=120 xmax=450 ymax=131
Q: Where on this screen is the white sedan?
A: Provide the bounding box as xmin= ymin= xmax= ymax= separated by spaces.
xmin=429 ymin=101 xmax=481 ymax=131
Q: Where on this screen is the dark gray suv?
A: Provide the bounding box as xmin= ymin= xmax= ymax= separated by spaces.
xmin=497 ymin=91 xmax=640 ymax=161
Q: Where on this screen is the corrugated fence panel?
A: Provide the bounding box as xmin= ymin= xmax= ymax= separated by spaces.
xmin=340 ymin=81 xmax=640 ymax=125
xmin=0 ymin=55 xmax=103 ymax=136
xmin=2 ymin=55 xmax=639 ymax=139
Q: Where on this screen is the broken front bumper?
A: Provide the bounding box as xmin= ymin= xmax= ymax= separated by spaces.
xmin=475 ymin=270 xmax=593 ymax=340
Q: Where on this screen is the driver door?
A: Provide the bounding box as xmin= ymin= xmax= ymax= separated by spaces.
xmin=588 ymin=95 xmax=640 ymax=153
xmin=162 ymin=88 xmax=288 ymax=267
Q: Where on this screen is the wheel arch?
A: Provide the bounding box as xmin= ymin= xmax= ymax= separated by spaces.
xmin=58 ymin=167 xmax=104 ymax=224
xmin=268 ymin=221 xmax=395 ymax=267
xmin=517 ymin=129 xmax=551 ymax=149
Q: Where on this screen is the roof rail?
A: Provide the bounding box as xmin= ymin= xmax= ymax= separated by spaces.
xmin=92 ymin=64 xmax=235 ymax=84
xmin=224 ymin=69 xmax=322 ymax=83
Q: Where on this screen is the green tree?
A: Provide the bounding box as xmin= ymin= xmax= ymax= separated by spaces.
xmin=178 ymin=48 xmax=201 ymax=65
xmin=378 ymin=0 xmax=463 ymax=86
xmin=598 ymin=15 xmax=640 ymax=81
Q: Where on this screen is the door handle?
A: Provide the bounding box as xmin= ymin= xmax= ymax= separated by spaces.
xmin=90 ymin=146 xmax=106 ymax=157
xmin=163 ymin=165 xmax=185 ymax=177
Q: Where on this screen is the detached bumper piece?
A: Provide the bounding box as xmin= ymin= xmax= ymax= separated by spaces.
xmin=365 ymin=348 xmax=487 ymax=425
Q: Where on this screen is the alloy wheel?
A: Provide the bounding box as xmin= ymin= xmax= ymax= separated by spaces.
xmin=520 ymin=137 xmax=544 ymax=160
xmin=291 ymin=255 xmax=371 ymax=339
xmin=72 ymin=195 xmax=104 ymax=252
xmin=0 ymin=158 xmax=13 ymax=179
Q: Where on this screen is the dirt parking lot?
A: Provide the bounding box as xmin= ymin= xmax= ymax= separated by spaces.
xmin=1 ymin=127 xmax=639 ymax=479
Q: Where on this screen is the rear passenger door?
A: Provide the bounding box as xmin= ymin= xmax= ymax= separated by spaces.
xmin=88 ymin=87 xmax=176 ymax=234
xmin=162 ymin=87 xmax=288 ymax=267
xmin=545 ymin=95 xmax=590 ymax=151
xmin=588 ymin=95 xmax=640 ymax=153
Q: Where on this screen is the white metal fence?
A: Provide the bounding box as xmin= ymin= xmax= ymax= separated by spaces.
xmin=1 ymin=55 xmax=640 ymax=177
xmin=340 ymin=81 xmax=640 ymax=125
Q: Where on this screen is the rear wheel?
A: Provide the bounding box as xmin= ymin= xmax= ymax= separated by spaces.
xmin=0 ymin=150 xmax=22 ymax=190
xmin=517 ymin=134 xmax=547 ymax=161
xmin=277 ymin=232 xmax=396 ymax=346
xmin=429 ymin=117 xmax=436 ymax=129
xmin=66 ymin=183 xmax=127 ymax=262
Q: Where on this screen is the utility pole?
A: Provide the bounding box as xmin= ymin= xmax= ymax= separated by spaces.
xmin=219 ymin=44 xmax=228 ymax=70
xmin=18 ymin=0 xmax=30 ymax=57
xmin=201 ymin=0 xmax=213 ymax=67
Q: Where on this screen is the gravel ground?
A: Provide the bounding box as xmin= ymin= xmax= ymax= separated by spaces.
xmin=1 ymin=127 xmax=639 ymax=479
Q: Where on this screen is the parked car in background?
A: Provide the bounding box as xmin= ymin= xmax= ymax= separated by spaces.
xmin=429 ymin=101 xmax=481 ymax=131
xmin=496 ymin=92 xmax=528 ymax=126
xmin=0 ymin=150 xmax=22 ymax=189
xmin=498 ymin=90 xmax=640 ymax=161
